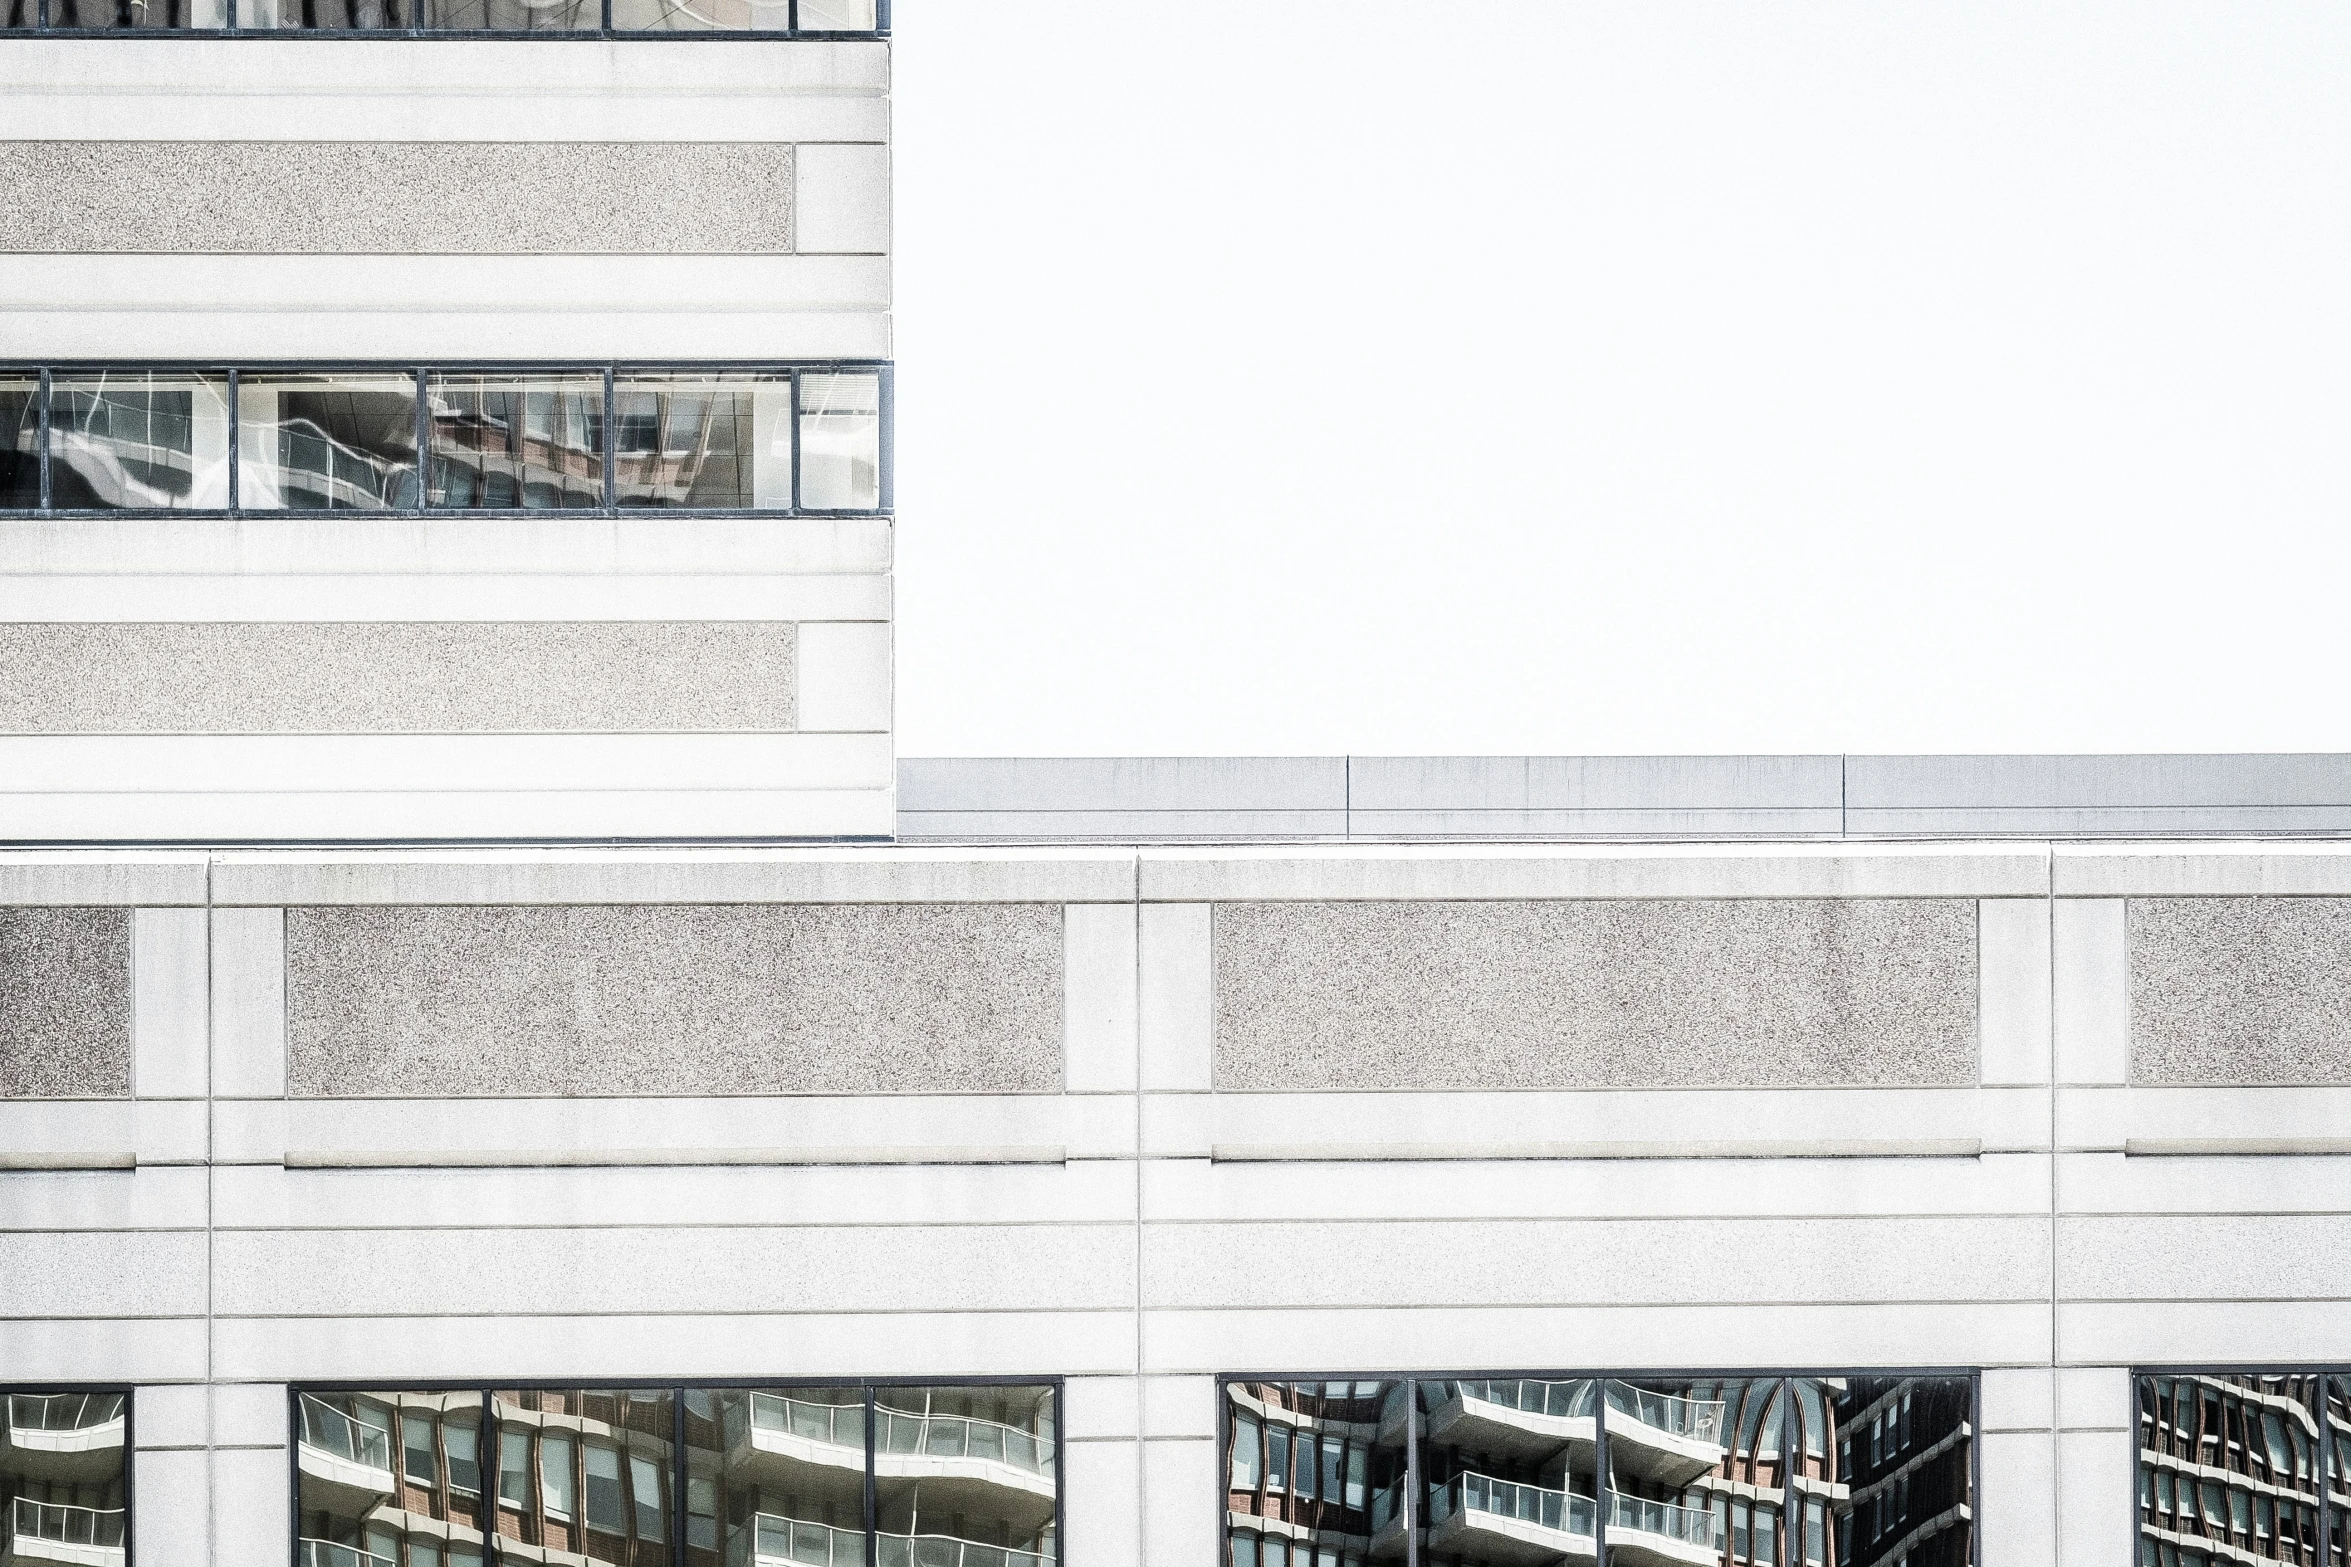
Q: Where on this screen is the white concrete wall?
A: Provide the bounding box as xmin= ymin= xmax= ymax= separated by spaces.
xmin=6 ymin=842 xmax=2351 ymax=1565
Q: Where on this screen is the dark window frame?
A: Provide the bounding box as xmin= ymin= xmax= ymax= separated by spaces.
xmin=0 ymin=1383 xmax=137 ymax=1567
xmin=1 ymin=361 xmax=891 ymax=520
xmin=285 ymin=1376 xmax=1062 ymax=1567
xmin=1216 ymin=1368 xmax=1982 ymax=1567
xmin=6 ymin=0 xmax=882 ymax=36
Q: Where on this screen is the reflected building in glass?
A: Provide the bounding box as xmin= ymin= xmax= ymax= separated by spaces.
xmin=2134 ymin=1374 xmax=2344 ymax=1567
xmin=2 ymin=1390 xmax=129 ymax=1567
xmin=1224 ymin=1375 xmax=1973 ymax=1567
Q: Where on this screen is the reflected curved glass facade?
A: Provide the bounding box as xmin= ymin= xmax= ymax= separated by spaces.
xmin=2 ymin=0 xmax=878 ymax=32
xmin=1223 ymin=1374 xmax=1974 ymax=1567
xmin=3 ymin=1390 xmax=131 ymax=1567
xmin=294 ymin=1382 xmax=1056 ymax=1567
xmin=2134 ymin=1374 xmax=2345 ymax=1567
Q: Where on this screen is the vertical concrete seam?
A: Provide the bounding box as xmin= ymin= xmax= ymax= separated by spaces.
xmin=204 ymin=852 xmax=216 ymax=1567
xmin=2046 ymin=841 xmax=2060 ymax=1567
xmin=1131 ymin=849 xmax=1146 ymax=1567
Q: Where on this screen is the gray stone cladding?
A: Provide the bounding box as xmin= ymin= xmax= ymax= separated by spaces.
xmin=0 ymin=622 xmax=797 ymax=734
xmin=1212 ymin=898 xmax=1978 ymax=1090
xmin=0 ymin=907 xmax=131 ymax=1098
xmin=2129 ymin=896 xmax=2351 ymax=1085
xmin=0 ymin=143 xmax=794 ymax=254
xmin=283 ymin=903 xmax=1064 ymax=1097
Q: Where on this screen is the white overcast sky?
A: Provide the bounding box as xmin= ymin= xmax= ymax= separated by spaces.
xmin=892 ymin=3 xmax=2351 ymax=759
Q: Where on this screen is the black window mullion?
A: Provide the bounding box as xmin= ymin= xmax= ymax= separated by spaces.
xmin=413 ymin=367 xmax=430 ymax=511
xmin=864 ymin=1385 xmax=878 ymax=1567
xmin=480 ymin=1392 xmax=498 ymax=1565
xmin=1403 ymin=1382 xmax=1422 ymax=1567
xmin=1781 ymin=1377 xmax=1796 ymax=1567
xmin=875 ymin=361 xmax=893 ymax=512
xmin=670 ymin=1388 xmax=687 ymax=1567
xmin=2316 ymin=1379 xmax=2332 ymax=1567
xmin=1594 ymin=1382 xmax=1609 ymax=1567
xmin=602 ymin=366 xmax=617 ymax=511
xmin=35 ymin=366 xmax=50 ymax=512
xmin=874 ymin=0 xmax=885 ymax=36
xmin=788 ymin=367 xmax=803 ymax=515
xmin=225 ymin=366 xmax=240 ymax=514
xmin=785 ymin=0 xmax=794 ymax=34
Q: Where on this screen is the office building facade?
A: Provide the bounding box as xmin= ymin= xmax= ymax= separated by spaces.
xmin=6 ymin=6 xmax=2351 ymax=1565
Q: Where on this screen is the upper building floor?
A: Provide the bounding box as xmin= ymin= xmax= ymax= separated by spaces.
xmin=1 ymin=0 xmax=882 ymax=34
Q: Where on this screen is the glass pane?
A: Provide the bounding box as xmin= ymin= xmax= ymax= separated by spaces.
xmin=875 ymin=1385 xmax=1057 ymax=1567
xmin=2 ymin=1391 xmax=128 ymax=1563
xmin=613 ymin=373 xmax=785 ymax=509
xmin=1416 ymin=1377 xmax=1596 ymax=1565
xmin=489 ymin=1389 xmax=673 ymax=1558
xmin=427 ymin=373 xmax=602 ymax=510
xmin=48 ymin=372 xmax=229 ymax=509
xmin=239 ymin=374 xmax=420 ymax=511
xmin=694 ymin=1386 xmax=865 ymax=1567
xmin=797 ymin=371 xmax=882 ymax=510
xmin=1836 ymin=1377 xmax=1973 ymax=1567
xmin=2330 ymin=1378 xmax=2350 ymax=1567
xmin=38 ymin=0 xmax=226 ymax=26
xmin=0 ymin=378 xmax=36 ymax=508
xmin=608 ymin=0 xmax=789 ymax=32
xmin=1593 ymin=1379 xmax=1742 ymax=1567
xmin=2139 ymin=1375 xmax=2327 ymax=1567
xmin=297 ymin=1392 xmax=483 ymax=1567
xmin=795 ymin=0 xmax=876 ymax=27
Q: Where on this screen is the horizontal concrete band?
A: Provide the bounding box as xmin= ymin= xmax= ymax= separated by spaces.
xmin=0 ymin=621 xmax=797 ymax=733
xmin=0 ymin=141 xmax=793 ymax=253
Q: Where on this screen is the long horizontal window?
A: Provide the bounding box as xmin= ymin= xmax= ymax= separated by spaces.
xmin=0 ymin=363 xmax=889 ymax=516
xmin=293 ymin=1382 xmax=1058 ymax=1567
xmin=2135 ymin=1371 xmax=2349 ymax=1567
xmin=1222 ymin=1372 xmax=1976 ymax=1567
xmin=3 ymin=1389 xmax=131 ymax=1565
xmin=2 ymin=0 xmax=881 ymax=34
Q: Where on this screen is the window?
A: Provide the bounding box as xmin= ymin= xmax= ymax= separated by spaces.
xmin=445 ymin=1420 xmax=479 ymax=1496
xmin=499 ymin=1429 xmax=529 ymax=1506
xmin=1266 ymin=1423 xmax=1289 ymax=1491
xmin=1 ymin=362 xmax=890 ymax=515
xmin=686 ymin=1474 xmax=718 ymax=1551
xmin=583 ymin=1441 xmax=624 ymax=1532
xmin=541 ymin=1432 xmax=576 ymax=1520
xmin=1231 ymin=1411 xmax=1262 ymax=1488
xmin=1 ymin=1389 xmax=130 ymax=1561
xmin=3 ymin=0 xmax=880 ymax=30
xmin=2136 ymin=1373 xmax=2343 ymax=1567
xmin=630 ymin=1453 xmax=666 ymax=1541
xmin=403 ymin=1413 xmax=436 ymax=1484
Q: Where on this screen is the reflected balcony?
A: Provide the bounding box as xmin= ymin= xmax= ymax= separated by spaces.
xmin=8 ymin=1499 xmax=127 ymax=1567
xmin=294 ymin=1395 xmax=396 ymax=1518
xmin=1411 ymin=1381 xmax=1599 ymax=1470
xmin=298 ymin=1540 xmax=395 ymax=1567
xmin=728 ymin=1515 xmax=1054 ymax=1567
xmin=1377 ymin=1473 xmax=1597 ymax=1566
xmin=1602 ymin=1385 xmax=1728 ymax=1489
xmin=1605 ymin=1494 xmax=1721 ymax=1567
xmin=872 ymin=1406 xmax=1057 ymax=1532
xmin=4 ymin=1395 xmax=126 ymax=1484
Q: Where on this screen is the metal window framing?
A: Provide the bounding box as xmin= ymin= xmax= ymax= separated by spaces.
xmin=284 ymin=1377 xmax=1062 ymax=1567
xmin=2130 ymin=1366 xmax=2348 ymax=1567
xmin=2 ymin=0 xmax=882 ymax=33
xmin=1213 ymin=1368 xmax=1983 ymax=1567
xmin=0 ymin=1383 xmax=136 ymax=1567
xmin=0 ymin=360 xmax=892 ymax=521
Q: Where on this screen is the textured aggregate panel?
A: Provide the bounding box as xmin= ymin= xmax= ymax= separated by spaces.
xmin=2129 ymin=897 xmax=2351 ymax=1085
xmin=0 ymin=907 xmax=132 ymax=1098
xmin=0 ymin=622 xmax=796 ymax=734
xmin=1213 ymin=899 xmax=1978 ymax=1090
xmin=0 ymin=142 xmax=793 ymax=254
xmin=284 ymin=904 xmax=1064 ymax=1097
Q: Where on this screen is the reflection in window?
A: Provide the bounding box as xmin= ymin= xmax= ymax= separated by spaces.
xmin=48 ymin=372 xmax=230 ymax=510
xmin=873 ymin=1385 xmax=1060 ymax=1567
xmin=798 ymin=371 xmax=883 ymax=510
xmin=489 ymin=1389 xmax=671 ymax=1557
xmin=1223 ymin=1374 xmax=1975 ymax=1567
xmin=239 ymin=374 xmax=421 ymax=511
xmin=613 ymin=373 xmax=788 ymax=509
xmin=427 ymin=374 xmax=603 ymax=510
xmin=297 ymin=1391 xmax=484 ymax=1567
xmin=0 ymin=378 xmax=35 ymax=509
xmin=607 ymin=0 xmax=788 ymax=31
xmin=2136 ymin=1374 xmax=2332 ymax=1567
xmin=12 ymin=0 xmax=224 ymax=25
xmin=3 ymin=1391 xmax=128 ymax=1565
xmin=700 ymin=1386 xmax=867 ymax=1565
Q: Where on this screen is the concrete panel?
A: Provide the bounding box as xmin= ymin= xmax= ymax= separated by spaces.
xmin=1213 ymin=899 xmax=1977 ymax=1091
xmin=1143 ymin=1215 xmax=2051 ymax=1310
xmin=2056 ymin=842 xmax=2351 ymax=897
xmin=283 ymin=903 xmax=1062 ymax=1097
xmin=0 ymin=853 xmax=208 ymax=907
xmin=1065 ymin=903 xmax=1139 ymax=1094
xmin=0 ymin=1100 xmax=206 ymax=1168
xmin=2058 ymin=1300 xmax=2351 ymax=1365
xmin=213 ymin=848 xmax=1136 ymax=907
xmin=0 ymin=142 xmax=794 ymax=253
xmin=2055 ymin=1148 xmax=2351 ymax=1213
xmin=131 ymin=907 xmax=208 ymax=1099
xmin=1348 ymin=754 xmax=1845 ymax=838
xmin=214 ymin=1224 xmax=1132 ymax=1317
xmin=1851 ymin=753 xmax=2351 ymax=837
xmin=2057 ymin=1214 xmax=2351 ymax=1301
xmin=131 ymin=1384 xmax=208 ymax=1450
xmin=1138 ymin=904 xmax=1213 ymax=1093
xmin=1975 ymin=1429 xmax=2057 ymax=1567
xmin=215 ymin=1445 xmax=294 ymax=1567
xmin=0 ymin=1230 xmax=207 ymax=1318
xmin=1063 ymin=1436 xmax=1143 ymax=1567
xmin=2052 ymin=899 xmax=2128 ymax=1086
xmin=210 ymin=907 xmax=285 ymax=1100
xmin=0 ymin=906 xmax=132 ymax=1098
xmin=795 ymin=141 xmax=891 ymax=253
xmin=131 ymin=1446 xmax=209 ymax=1567
xmin=2056 ymin=1429 xmax=2133 ymax=1567
xmin=0 ymin=1167 xmax=206 ymax=1231
xmin=214 ymin=1383 xmax=293 ymax=1450
xmin=0 ymin=622 xmax=797 ymax=734
xmin=1140 ymin=1437 xmax=1219 ymax=1567
xmin=2056 ymin=1084 xmax=2351 ymax=1156
xmin=1979 ymin=1368 xmax=2055 ymax=1433
xmin=1141 ymin=1375 xmax=1218 ymax=1439
xmin=1979 ymin=898 xmax=2052 ymax=1086
xmin=213 ymin=1310 xmax=1137 ymax=1382
xmin=2130 ymin=897 xmax=2351 ymax=1084
xmin=0 ymin=1317 xmax=208 ymax=1382
xmin=2054 ymin=1367 xmax=2131 ymax=1431
xmin=796 ymin=620 xmax=893 ymax=732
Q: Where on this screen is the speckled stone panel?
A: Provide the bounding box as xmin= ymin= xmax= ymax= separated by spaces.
xmin=1213 ymin=899 xmax=1978 ymax=1090
xmin=0 ymin=143 xmax=792 ymax=254
xmin=0 ymin=908 xmax=132 ymax=1099
xmin=2129 ymin=898 xmax=2351 ymax=1085
xmin=284 ymin=904 xmax=1063 ymax=1098
xmin=0 ymin=623 xmax=795 ymax=734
